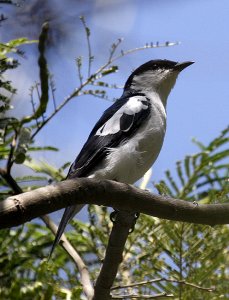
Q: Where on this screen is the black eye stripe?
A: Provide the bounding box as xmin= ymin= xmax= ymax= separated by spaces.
xmin=141 ymin=100 xmax=148 ymax=106
xmin=136 ymin=97 xmax=149 ymax=107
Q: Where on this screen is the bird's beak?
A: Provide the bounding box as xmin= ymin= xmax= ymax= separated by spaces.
xmin=174 ymin=61 xmax=194 ymax=72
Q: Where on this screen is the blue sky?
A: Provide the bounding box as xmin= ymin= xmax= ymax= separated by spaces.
xmin=2 ymin=0 xmax=229 ymax=187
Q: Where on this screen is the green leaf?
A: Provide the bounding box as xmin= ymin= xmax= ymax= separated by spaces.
xmin=101 ymin=65 xmax=118 ymax=76
xmin=165 ymin=170 xmax=180 ymax=194
xmin=24 ymin=159 xmax=65 ymax=181
xmin=192 ymin=137 xmax=206 ymax=150
xmin=14 ymin=127 xmax=32 ymax=164
xmin=15 ymin=175 xmax=48 ymax=183
xmin=184 ymin=155 xmax=191 ymax=178
xmin=28 ymin=146 xmax=59 ymax=152
xmin=59 ymin=162 xmax=71 ymax=171
xmin=176 ymin=160 xmax=185 ymax=186
xmin=155 ymin=180 xmax=173 ymax=196
xmin=0 ymin=38 xmax=37 ymax=58
xmin=22 ymin=24 xmax=49 ymax=124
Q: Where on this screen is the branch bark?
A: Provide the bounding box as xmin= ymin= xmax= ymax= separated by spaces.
xmin=0 ymin=170 xmax=94 ymax=299
xmin=93 ymin=211 xmax=138 ymax=300
xmin=0 ymin=178 xmax=228 ymax=229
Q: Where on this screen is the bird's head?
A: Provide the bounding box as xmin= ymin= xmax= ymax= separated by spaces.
xmin=124 ymin=59 xmax=194 ymax=104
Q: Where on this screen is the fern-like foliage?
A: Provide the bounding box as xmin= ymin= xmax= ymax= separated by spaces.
xmin=112 ymin=126 xmax=228 ymax=299
xmin=64 ymin=127 xmax=228 ymax=299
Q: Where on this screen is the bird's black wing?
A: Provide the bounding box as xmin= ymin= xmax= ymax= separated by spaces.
xmin=67 ymin=93 xmax=151 ymax=178
xmin=49 ymin=93 xmax=151 ymax=258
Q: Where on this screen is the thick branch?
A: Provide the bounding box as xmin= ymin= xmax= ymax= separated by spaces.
xmin=0 ymin=178 xmax=228 ymax=229
xmin=0 ymin=170 xmax=94 ymax=299
xmin=93 ymin=211 xmax=137 ymax=300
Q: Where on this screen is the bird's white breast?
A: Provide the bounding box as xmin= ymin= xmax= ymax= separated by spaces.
xmin=89 ymin=92 xmax=166 ymax=184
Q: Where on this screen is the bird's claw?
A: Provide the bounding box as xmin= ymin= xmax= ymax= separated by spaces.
xmin=129 ymin=212 xmax=140 ymax=233
xmin=110 ymin=210 xmax=119 ymax=223
xmin=110 ymin=210 xmax=140 ymax=234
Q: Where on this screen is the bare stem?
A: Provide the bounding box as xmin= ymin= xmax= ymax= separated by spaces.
xmin=6 ymin=132 xmax=17 ymax=173
xmin=108 ymin=38 xmax=123 ymax=63
xmin=49 ymin=74 xmax=57 ymax=111
xmin=42 ymin=215 xmax=94 ymax=300
xmin=112 ymin=292 xmax=174 ymax=299
xmin=76 ymin=56 xmax=83 ymax=85
xmin=31 ymin=40 xmax=178 ymax=139
xmin=111 ymin=277 xmax=215 ymax=292
xmin=0 ymin=170 xmax=94 ymax=299
xmin=114 ymin=41 xmax=180 ymax=63
xmin=80 ymin=16 xmax=93 ymax=77
xmin=93 ymin=211 xmax=138 ymax=300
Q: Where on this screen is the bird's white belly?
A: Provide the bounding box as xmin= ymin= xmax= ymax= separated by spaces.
xmin=89 ymin=103 xmax=166 ymax=184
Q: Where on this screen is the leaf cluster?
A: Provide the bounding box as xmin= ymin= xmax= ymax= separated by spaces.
xmin=65 ymin=127 xmax=228 ymax=299
xmin=0 ymin=38 xmax=35 ymax=114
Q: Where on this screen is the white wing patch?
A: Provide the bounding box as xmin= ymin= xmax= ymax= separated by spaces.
xmin=95 ymin=96 xmax=149 ymax=136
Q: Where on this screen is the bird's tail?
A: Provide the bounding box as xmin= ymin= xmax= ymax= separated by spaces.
xmin=49 ymin=204 xmax=84 ymax=259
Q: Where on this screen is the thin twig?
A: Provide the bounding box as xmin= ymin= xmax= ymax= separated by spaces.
xmin=6 ymin=131 xmax=17 ymax=173
xmin=80 ymin=16 xmax=93 ymax=77
xmin=34 ymin=81 xmax=45 ymax=122
xmin=49 ymin=74 xmax=57 ymax=111
xmin=31 ymin=40 xmax=178 ymax=139
xmin=111 ymin=277 xmax=215 ymax=292
xmin=0 ymin=170 xmax=94 ymax=299
xmin=93 ymin=211 xmax=138 ymax=300
xmin=108 ymin=38 xmax=123 ymax=63
xmin=76 ymin=56 xmax=83 ymax=85
xmin=91 ymin=81 xmax=121 ymax=89
xmin=35 ymin=81 xmax=41 ymax=100
xmin=114 ymin=41 xmax=180 ymax=63
xmin=42 ymin=215 xmax=94 ymax=300
xmin=29 ymin=86 xmax=39 ymax=128
xmin=31 ymin=79 xmax=88 ymax=139
xmin=112 ymin=292 xmax=174 ymax=299
xmin=82 ymin=89 xmax=111 ymax=101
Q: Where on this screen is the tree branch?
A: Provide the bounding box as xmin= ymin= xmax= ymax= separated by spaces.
xmin=0 ymin=170 xmax=94 ymax=299
xmin=111 ymin=292 xmax=174 ymax=299
xmin=42 ymin=215 xmax=94 ymax=300
xmin=93 ymin=211 xmax=138 ymax=300
xmin=22 ymin=22 xmax=49 ymax=124
xmin=0 ymin=178 xmax=228 ymax=229
xmin=30 ymin=40 xmax=178 ymax=139
xmin=0 ymin=168 xmax=22 ymax=194
xmin=111 ymin=277 xmax=215 ymax=292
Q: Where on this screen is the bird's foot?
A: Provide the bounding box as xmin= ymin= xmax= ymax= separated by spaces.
xmin=129 ymin=212 xmax=140 ymax=233
xmin=110 ymin=209 xmax=119 ymax=223
xmin=110 ymin=210 xmax=140 ymax=233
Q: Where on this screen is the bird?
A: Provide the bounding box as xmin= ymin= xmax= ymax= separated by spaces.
xmin=49 ymin=59 xmax=194 ymax=257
